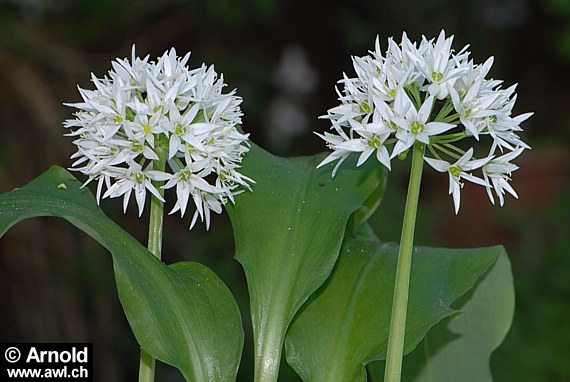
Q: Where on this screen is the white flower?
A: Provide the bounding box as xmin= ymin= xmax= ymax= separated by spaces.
xmin=391 ymin=91 xmax=455 ymax=158
xmin=161 ymin=167 xmax=225 ymax=229
xmin=371 ymin=34 xmax=418 ymax=100
xmin=383 ymin=32 xmax=422 ymax=88
xmin=448 ymin=78 xmax=498 ymax=139
xmin=315 ymin=128 xmax=354 ymax=176
xmin=452 ymin=56 xmax=495 ymax=97
xmin=408 ymin=30 xmax=470 ymax=100
xmin=482 ymin=87 xmax=533 ymax=152
xmin=102 ymin=162 xmax=165 ymax=216
xmin=482 ymin=147 xmax=525 ymax=206
xmin=424 ymin=148 xmax=492 ymax=213
xmin=351 ymin=119 xmax=392 ymax=169
xmin=64 ymin=46 xmax=253 ymax=229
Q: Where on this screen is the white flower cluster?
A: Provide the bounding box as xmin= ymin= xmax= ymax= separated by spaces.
xmin=64 ymin=47 xmax=253 ymax=229
xmin=317 ymin=30 xmax=531 ymax=213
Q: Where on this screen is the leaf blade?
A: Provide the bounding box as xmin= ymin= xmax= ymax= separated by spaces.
xmin=373 ymin=249 xmax=515 ymax=382
xmin=227 ymin=145 xmax=386 ymax=376
xmin=0 ymin=166 xmax=244 ymax=382
xmin=285 ymin=234 xmax=502 ymax=382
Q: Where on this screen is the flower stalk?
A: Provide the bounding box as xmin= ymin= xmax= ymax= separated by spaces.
xmin=138 ymin=146 xmax=167 ymax=382
xmin=138 ymin=351 xmax=156 ymax=382
xmin=254 ymin=320 xmax=284 ymax=382
xmin=384 ymin=142 xmax=425 ymax=382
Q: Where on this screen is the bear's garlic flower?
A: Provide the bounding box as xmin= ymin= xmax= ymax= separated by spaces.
xmin=317 ymin=30 xmax=532 ymax=213
xmin=64 ymin=46 xmax=253 ymax=229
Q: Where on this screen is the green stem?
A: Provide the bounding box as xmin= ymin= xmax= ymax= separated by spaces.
xmin=253 ymin=319 xmax=285 ymax=382
xmin=252 ymin=282 xmax=293 ymax=382
xmin=138 ymin=350 xmax=156 ymax=382
xmin=384 ymin=142 xmax=425 ymax=382
xmin=431 ymin=143 xmax=462 ymax=160
xmin=138 ymin=152 xmax=167 ymax=382
xmin=433 ymin=98 xmax=454 ymax=122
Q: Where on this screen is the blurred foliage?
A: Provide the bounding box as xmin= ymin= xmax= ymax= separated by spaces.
xmin=0 ymin=0 xmax=569 ymax=381
xmin=546 ymin=0 xmax=570 ymax=60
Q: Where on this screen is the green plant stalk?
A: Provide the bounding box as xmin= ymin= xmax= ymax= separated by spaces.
xmin=138 ymin=150 xmax=167 ymax=382
xmin=254 ymin=313 xmax=286 ymax=382
xmin=384 ymin=142 xmax=425 ymax=382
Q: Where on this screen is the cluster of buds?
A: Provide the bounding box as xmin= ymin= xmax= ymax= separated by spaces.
xmin=317 ymin=30 xmax=531 ymax=212
xmin=64 ymin=47 xmax=253 ymax=229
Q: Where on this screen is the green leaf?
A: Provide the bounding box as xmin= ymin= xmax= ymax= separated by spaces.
xmin=347 ymin=167 xmax=388 ymax=234
xmin=0 ymin=166 xmax=243 ymax=382
xmin=226 ymin=145 xmax=386 ymax=378
xmin=368 ymin=249 xmax=515 ymax=382
xmin=284 ymin=234 xmax=502 ymax=382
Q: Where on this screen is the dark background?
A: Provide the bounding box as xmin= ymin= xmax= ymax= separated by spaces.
xmin=1 ymin=0 xmax=569 ymax=381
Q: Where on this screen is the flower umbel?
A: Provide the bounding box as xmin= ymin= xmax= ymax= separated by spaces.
xmin=317 ymin=30 xmax=531 ymax=212
xmin=64 ymin=46 xmax=253 ymax=229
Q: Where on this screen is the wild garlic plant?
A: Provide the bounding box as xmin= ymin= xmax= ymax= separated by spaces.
xmin=63 ymin=47 xmax=253 ymax=382
xmin=317 ymin=30 xmax=530 ymax=382
xmin=0 ymin=31 xmax=528 ymax=382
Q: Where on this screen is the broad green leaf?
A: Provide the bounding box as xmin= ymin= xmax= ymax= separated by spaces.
xmin=226 ymin=145 xmax=386 ymax=377
xmin=368 ymin=249 xmax=515 ymax=382
xmin=347 ymin=167 xmax=388 ymax=233
xmin=0 ymin=166 xmax=243 ymax=382
xmin=284 ymin=234 xmax=502 ymax=382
